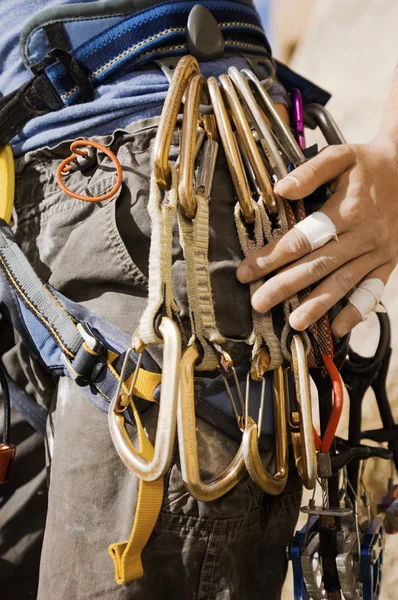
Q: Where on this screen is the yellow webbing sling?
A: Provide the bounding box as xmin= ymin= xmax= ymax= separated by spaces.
xmin=0 ymin=144 xmax=14 ymax=224
xmin=108 ymin=359 xmax=164 ymax=584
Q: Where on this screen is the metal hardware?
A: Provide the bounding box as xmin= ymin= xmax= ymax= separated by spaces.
xmin=243 ymin=365 xmax=289 ymax=495
xmin=195 ymin=138 xmax=218 ymax=201
xmin=218 ymin=349 xmax=246 ymax=430
xmin=304 ymin=103 xmax=346 ymax=146
xmin=290 ymin=335 xmax=317 ymax=490
xmin=291 ymin=88 xmax=306 ymax=150
xmin=301 ymin=506 xmax=353 ymax=518
xmin=153 ymin=55 xmax=200 ymax=190
xmin=207 ymin=76 xmax=255 ymax=223
xmin=240 ymin=53 xmax=275 ymax=90
xmin=301 ymin=531 xmax=327 ymax=600
xmin=219 ymin=73 xmax=276 ymax=213
xmin=108 ymin=316 xmax=181 ymax=482
xmin=227 ymin=66 xmax=287 ymax=180
xmin=187 ymin=4 xmax=225 ymax=61
xmin=177 ymin=344 xmax=247 ymax=501
xmin=361 ymin=517 xmax=384 ymax=600
xmin=242 ymin=68 xmax=306 ymax=167
xmin=60 ymin=322 xmax=105 ymax=381
xmin=317 ymin=452 xmax=333 ymax=479
xmin=336 ymin=531 xmax=362 ymax=600
xmin=179 ymin=73 xmax=218 ymax=217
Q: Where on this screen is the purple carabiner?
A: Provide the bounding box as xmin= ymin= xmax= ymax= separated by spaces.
xmin=291 ymin=89 xmax=306 ymax=150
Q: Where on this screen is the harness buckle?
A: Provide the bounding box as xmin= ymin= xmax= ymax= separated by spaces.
xmin=32 ymin=47 xmax=94 ymax=103
xmin=60 ymin=322 xmax=106 ymax=385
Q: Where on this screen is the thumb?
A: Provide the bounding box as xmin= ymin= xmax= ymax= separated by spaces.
xmin=274 ymin=145 xmax=355 ymax=200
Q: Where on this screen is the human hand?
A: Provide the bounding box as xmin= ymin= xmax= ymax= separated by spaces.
xmin=236 ymin=140 xmax=398 ymax=336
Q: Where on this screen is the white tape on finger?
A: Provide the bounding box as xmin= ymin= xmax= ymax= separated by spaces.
xmin=348 ymin=278 xmax=385 ymax=321
xmin=294 ymin=211 xmax=338 ymax=251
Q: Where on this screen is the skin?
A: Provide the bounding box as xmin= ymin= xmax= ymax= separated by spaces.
xmin=237 ymin=66 xmax=398 ymax=337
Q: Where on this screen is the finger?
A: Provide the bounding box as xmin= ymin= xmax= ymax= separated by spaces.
xmin=288 ymin=253 xmax=380 ymax=330
xmin=274 ymin=145 xmax=356 ymax=200
xmin=331 ymin=264 xmax=392 ymax=337
xmin=237 ymin=196 xmax=347 ymax=284
xmin=250 ymin=231 xmax=360 ymax=313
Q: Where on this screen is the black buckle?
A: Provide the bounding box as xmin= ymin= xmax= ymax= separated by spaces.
xmin=32 ymin=48 xmax=94 ymax=103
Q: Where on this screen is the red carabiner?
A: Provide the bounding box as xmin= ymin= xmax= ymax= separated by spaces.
xmin=313 ymin=355 xmax=344 ymax=453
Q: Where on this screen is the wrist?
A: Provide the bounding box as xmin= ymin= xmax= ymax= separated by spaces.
xmin=369 ymin=132 xmax=398 ymax=161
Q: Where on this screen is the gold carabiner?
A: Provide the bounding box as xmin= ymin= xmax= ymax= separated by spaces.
xmin=108 ymin=316 xmax=181 ymax=482
xmin=153 ymin=55 xmax=200 ymax=190
xmin=179 ymin=73 xmax=217 ymax=218
xmin=207 ymin=76 xmax=255 ymax=224
xmin=177 ymin=344 xmax=248 ymax=501
xmin=243 ymin=353 xmax=289 ymax=495
xmin=219 ymin=74 xmax=276 ymax=214
xmin=290 ymin=334 xmax=317 ymax=489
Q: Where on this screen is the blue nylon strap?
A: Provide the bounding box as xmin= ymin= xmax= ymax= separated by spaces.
xmin=41 ymin=1 xmax=269 ymax=106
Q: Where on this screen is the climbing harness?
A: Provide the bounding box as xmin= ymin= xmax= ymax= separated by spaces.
xmin=0 ymin=2 xmax=397 ymax=598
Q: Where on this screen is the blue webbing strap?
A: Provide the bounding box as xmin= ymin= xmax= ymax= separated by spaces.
xmin=0 ymin=0 xmax=269 ymax=145
xmin=43 ymin=1 xmax=268 ymax=105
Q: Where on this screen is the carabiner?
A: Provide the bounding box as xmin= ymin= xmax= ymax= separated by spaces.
xmin=153 ymin=55 xmax=200 ymax=190
xmin=219 ymin=74 xmax=276 ymax=214
xmin=241 ymin=68 xmax=306 ymax=168
xmin=177 ymin=344 xmax=247 ymax=501
xmin=207 ymin=76 xmax=255 ymax=224
xmin=179 ymin=73 xmax=218 ymax=218
xmin=290 ymin=334 xmax=317 ymax=489
xmin=313 ymin=355 xmax=344 ymax=453
xmin=227 ymin=66 xmax=287 ymax=181
xmin=243 ymin=364 xmax=289 ymax=495
xmin=304 ymin=103 xmax=346 ymax=146
xmin=108 ymin=316 xmax=181 ymax=482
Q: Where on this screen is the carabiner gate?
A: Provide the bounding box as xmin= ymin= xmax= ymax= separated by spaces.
xmin=243 ymin=364 xmax=289 ymax=495
xmin=179 ymin=73 xmax=218 ymax=217
xmin=290 ymin=334 xmax=317 ymax=490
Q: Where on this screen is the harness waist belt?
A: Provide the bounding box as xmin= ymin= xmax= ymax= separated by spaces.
xmin=0 ymin=0 xmax=331 ymax=145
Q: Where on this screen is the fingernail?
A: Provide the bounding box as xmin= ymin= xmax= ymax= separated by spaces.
xmin=237 ymin=265 xmax=253 ymax=283
xmin=275 ymin=175 xmax=299 ymax=195
xmin=289 ymin=311 xmax=312 ymax=331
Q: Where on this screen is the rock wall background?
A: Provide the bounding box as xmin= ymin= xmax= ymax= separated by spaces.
xmin=260 ymin=1 xmax=398 ymax=597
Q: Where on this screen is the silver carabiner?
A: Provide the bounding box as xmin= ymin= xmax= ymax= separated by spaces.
xmin=241 ymin=68 xmax=306 ymax=167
